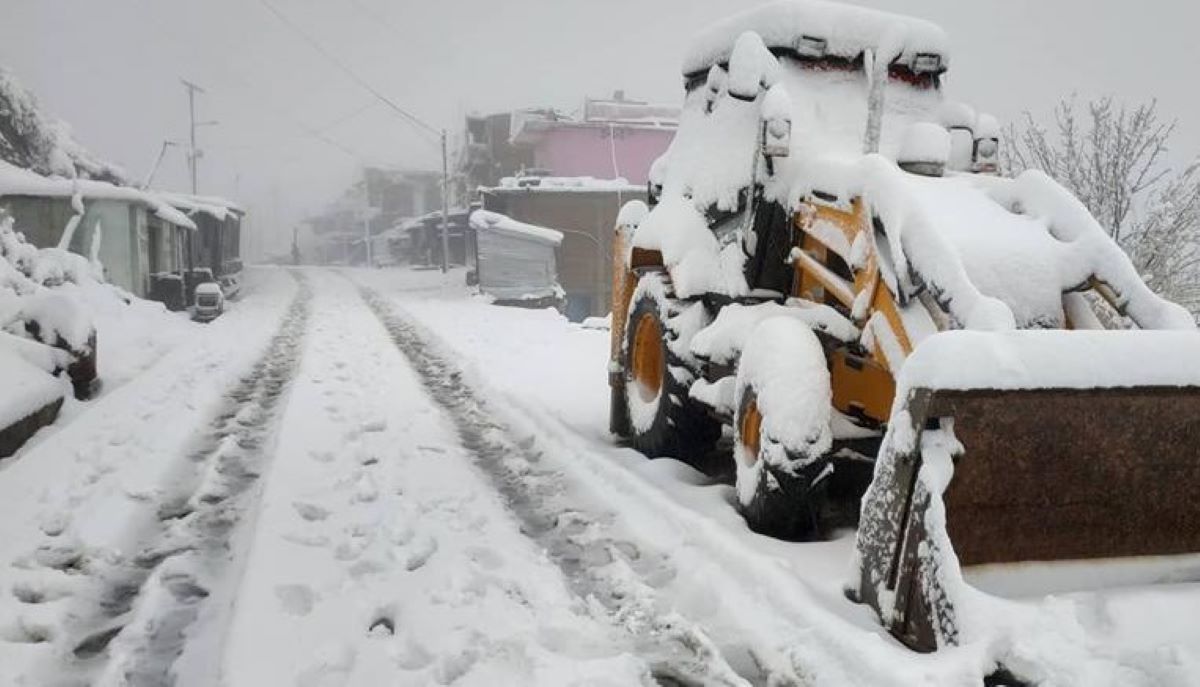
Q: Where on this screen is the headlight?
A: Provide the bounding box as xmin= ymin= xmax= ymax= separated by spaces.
xmin=794 ymin=35 xmax=827 ymax=58
xmin=761 ymin=117 xmax=791 ymax=158
xmin=912 ymin=53 xmax=942 ymax=74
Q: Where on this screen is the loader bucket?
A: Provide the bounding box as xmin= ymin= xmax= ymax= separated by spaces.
xmin=853 ymin=330 xmax=1200 ymax=652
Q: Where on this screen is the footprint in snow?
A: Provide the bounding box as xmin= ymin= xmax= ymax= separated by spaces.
xmin=367 ymin=604 xmax=398 ymax=637
xmin=295 ymin=642 xmax=356 ymax=687
xmin=354 ymin=474 xmax=378 ymax=503
xmin=293 ymin=501 xmax=330 ymax=522
xmin=393 ymin=637 xmax=435 ymax=671
xmin=283 ymin=532 xmax=332 ymax=548
xmin=38 ymin=511 xmax=71 ymax=537
xmin=11 ymin=579 xmax=70 ymax=604
xmin=275 ymin=584 xmax=316 ymax=616
xmin=360 ymin=419 xmax=387 ymax=433
xmin=405 ymin=537 xmax=438 ymax=572
xmin=465 ymin=546 xmax=504 ymax=571
xmin=309 ymin=450 xmax=335 ymax=463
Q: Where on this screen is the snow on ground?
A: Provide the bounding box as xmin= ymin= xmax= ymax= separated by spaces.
xmin=357 ymin=266 xmax=1200 ymax=686
xmin=0 ymin=267 xmax=298 ymax=685
xmin=220 ymin=270 xmax=645 ymax=686
xmin=2 ymin=264 xmax=1198 ymax=686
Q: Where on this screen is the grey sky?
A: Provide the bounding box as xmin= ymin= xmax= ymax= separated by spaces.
xmin=2 ymin=0 xmax=1197 ymax=257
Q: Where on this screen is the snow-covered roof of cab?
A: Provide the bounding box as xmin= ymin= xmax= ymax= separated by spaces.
xmin=682 ymin=0 xmax=950 ymax=80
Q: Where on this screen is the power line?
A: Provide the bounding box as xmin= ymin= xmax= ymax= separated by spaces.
xmin=255 ymin=0 xmax=440 ymax=145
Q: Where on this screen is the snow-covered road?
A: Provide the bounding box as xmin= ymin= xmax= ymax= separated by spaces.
xmin=2 ymin=265 xmax=1198 ymax=687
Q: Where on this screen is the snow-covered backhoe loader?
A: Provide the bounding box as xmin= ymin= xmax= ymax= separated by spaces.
xmin=608 ymin=0 xmax=1200 ymax=654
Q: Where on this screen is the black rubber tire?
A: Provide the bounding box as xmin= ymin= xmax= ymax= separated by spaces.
xmin=622 ymin=275 xmax=720 ymax=463
xmin=735 ymin=388 xmax=830 ymax=540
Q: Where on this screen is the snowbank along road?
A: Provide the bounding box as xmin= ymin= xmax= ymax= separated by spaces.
xmin=2 ymin=265 xmax=1194 ymax=686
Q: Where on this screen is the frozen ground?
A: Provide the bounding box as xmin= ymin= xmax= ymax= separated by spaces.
xmin=0 ymin=265 xmax=1198 ymax=686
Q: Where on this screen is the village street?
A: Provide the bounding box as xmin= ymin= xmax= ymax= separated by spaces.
xmin=0 ymin=267 xmax=1195 ymax=686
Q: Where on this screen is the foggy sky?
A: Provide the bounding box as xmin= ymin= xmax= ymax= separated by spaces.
xmin=2 ymin=0 xmax=1198 ymax=259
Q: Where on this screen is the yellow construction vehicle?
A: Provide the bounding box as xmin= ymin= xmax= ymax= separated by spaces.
xmin=609 ymin=0 xmax=1200 ymax=653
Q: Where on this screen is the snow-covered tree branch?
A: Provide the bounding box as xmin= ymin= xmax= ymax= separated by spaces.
xmin=1004 ymin=96 xmax=1200 ymax=313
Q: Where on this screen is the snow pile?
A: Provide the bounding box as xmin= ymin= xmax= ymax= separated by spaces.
xmin=1 ymin=213 xmax=99 ymax=356
xmin=897 ymin=122 xmax=950 ymax=167
xmin=690 ymin=299 xmax=858 ymax=365
xmin=495 ymin=175 xmax=642 ymax=192
xmin=865 ymin=162 xmax=1197 ymax=332
xmin=733 ymin=317 xmax=832 ymax=505
xmin=630 ymin=195 xmax=748 ymax=299
xmin=469 ymin=209 xmax=563 ymax=246
xmin=0 ymin=344 xmax=61 ymax=430
xmin=896 ymin=329 xmax=1200 ymax=393
xmin=683 ymin=0 xmax=949 ymax=78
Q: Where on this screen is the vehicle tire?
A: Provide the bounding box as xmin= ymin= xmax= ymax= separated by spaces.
xmin=733 ymin=317 xmax=834 ymax=540
xmin=622 ymin=272 xmax=720 ymax=462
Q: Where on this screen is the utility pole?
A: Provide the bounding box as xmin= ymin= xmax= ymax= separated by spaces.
xmin=182 ymin=79 xmax=205 ymax=194
xmin=440 ymin=130 xmax=450 ymax=273
xmin=363 ymin=169 xmax=373 ymax=268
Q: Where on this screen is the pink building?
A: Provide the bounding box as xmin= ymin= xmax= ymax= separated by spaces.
xmin=508 ymin=94 xmax=678 ymax=186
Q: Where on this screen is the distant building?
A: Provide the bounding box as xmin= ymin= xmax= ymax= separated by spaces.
xmin=305 ymin=168 xmax=442 ymax=266
xmin=459 ymin=92 xmax=679 ymax=199
xmin=0 ymin=69 xmax=245 ymax=308
xmin=461 ymin=93 xmax=676 ymax=320
xmin=508 ymin=92 xmax=678 ymax=186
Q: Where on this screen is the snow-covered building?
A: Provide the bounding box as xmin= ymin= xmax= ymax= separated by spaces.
xmin=402 ymin=208 xmax=473 ymax=268
xmin=480 ymin=175 xmax=645 ymax=320
xmin=508 ymin=93 xmax=678 ymax=187
xmin=459 ymin=92 xmax=679 ymax=201
xmin=160 ymin=193 xmax=245 ymax=301
xmin=304 ymin=169 xmax=442 ymax=267
xmin=0 ymin=161 xmax=197 ymax=304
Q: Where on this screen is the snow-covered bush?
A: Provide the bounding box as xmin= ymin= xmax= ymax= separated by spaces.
xmin=0 ymin=68 xmax=126 ymax=183
xmin=0 ymin=211 xmax=100 ymax=395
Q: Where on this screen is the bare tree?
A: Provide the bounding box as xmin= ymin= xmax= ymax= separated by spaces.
xmin=1004 ymin=96 xmax=1200 ymax=313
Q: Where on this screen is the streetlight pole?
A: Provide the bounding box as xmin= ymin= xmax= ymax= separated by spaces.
xmin=141 ymin=140 xmax=179 ymax=190
xmin=440 ymin=129 xmax=450 ymax=273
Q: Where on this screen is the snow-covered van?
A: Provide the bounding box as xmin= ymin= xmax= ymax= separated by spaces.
xmin=608 ymin=0 xmax=1200 ymax=680
xmin=192 ymin=281 xmax=224 ymax=322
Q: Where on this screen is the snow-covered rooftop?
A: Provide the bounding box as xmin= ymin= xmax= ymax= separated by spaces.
xmin=469 ymin=209 xmax=563 ymax=246
xmin=683 ymin=0 xmax=950 ymax=77
xmin=489 ymin=176 xmax=644 ymax=193
xmin=0 ymin=160 xmax=196 ymax=230
xmin=158 ymin=192 xmax=246 ymax=222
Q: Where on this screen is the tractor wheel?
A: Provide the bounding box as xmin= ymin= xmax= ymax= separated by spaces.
xmin=622 ymin=273 xmax=720 ymax=462
xmin=732 ymin=317 xmax=835 ymax=540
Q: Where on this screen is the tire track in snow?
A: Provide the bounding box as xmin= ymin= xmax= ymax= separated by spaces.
xmin=356 ymin=282 xmax=756 ymax=687
xmin=30 ymin=271 xmax=312 ymax=686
